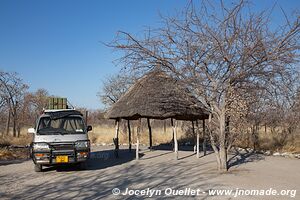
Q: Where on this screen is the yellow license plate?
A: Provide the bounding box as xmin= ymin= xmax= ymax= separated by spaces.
xmin=56 ymin=155 xmax=69 ymax=163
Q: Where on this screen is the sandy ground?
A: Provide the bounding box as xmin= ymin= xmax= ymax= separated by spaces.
xmin=0 ymin=145 xmax=299 ymax=200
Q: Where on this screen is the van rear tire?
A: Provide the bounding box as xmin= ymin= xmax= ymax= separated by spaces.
xmin=34 ymin=164 xmax=43 ymax=172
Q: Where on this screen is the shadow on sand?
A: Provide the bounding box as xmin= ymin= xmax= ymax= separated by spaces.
xmin=142 ymin=144 xmax=214 ymax=161
xmin=43 ymin=149 xmax=143 ymax=172
xmin=152 ymin=143 xmax=213 ymax=152
xmin=228 ymin=148 xmax=265 ymax=169
xmin=151 ymin=143 xmax=265 ymax=170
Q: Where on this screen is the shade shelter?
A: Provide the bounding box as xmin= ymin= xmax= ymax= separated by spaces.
xmin=105 ymin=69 xmax=210 ymax=160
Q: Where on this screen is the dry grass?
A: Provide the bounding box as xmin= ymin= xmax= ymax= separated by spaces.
xmin=234 ymin=126 xmax=300 ymax=153
xmin=0 ymin=149 xmax=15 ymax=160
xmin=281 ymin=136 xmax=300 ymax=153
xmin=89 ymin=126 xmax=116 ymax=145
xmin=0 ymin=136 xmax=31 ymax=161
xmin=0 ymin=134 xmax=33 ymax=147
xmin=256 ymin=127 xmax=300 ymax=153
xmin=0 ymin=130 xmax=32 ymax=160
xmin=0 ymin=127 xmax=32 ymax=146
xmin=0 ymin=148 xmax=29 ymax=160
xmin=89 ymin=125 xmax=186 ymax=145
xmin=91 ymin=125 xmax=300 ymax=153
xmin=1 ymin=124 xmax=298 ymax=161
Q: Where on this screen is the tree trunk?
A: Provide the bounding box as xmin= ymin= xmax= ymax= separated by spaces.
xmin=12 ymin=101 xmax=18 ymax=137
xmin=209 ymin=134 xmax=222 ymax=170
xmin=6 ymin=109 xmax=11 ymax=136
xmin=215 ymin=151 xmax=222 ymax=171
xmin=12 ymin=114 xmax=17 ymax=137
xmin=219 ymin=109 xmax=228 ymax=171
xmin=209 ymin=109 xmax=228 ymax=171
xmin=219 ymin=145 xmax=227 ymax=171
xmin=255 ymin=123 xmax=259 ymax=150
xmin=17 ymin=125 xmax=21 ymax=138
xmin=264 ymin=124 xmax=267 ymax=134
xmin=252 ymin=123 xmax=259 ymax=150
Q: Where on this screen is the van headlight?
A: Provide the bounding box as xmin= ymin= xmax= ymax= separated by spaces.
xmin=33 ymin=143 xmax=50 ymax=150
xmin=75 ymin=140 xmax=89 ymax=149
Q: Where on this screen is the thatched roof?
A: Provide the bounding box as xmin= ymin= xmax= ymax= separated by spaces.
xmin=105 ymin=70 xmax=210 ymax=120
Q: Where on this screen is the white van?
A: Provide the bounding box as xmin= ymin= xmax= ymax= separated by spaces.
xmin=28 ymin=109 xmax=92 ymax=172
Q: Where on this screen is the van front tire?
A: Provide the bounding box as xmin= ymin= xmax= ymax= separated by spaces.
xmin=34 ymin=164 xmax=43 ymax=172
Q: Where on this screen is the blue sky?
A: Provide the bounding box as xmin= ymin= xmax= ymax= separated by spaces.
xmin=0 ymin=0 xmax=299 ymax=109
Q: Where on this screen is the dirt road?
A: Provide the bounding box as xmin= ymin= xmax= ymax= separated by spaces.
xmin=0 ymin=146 xmax=299 ymax=200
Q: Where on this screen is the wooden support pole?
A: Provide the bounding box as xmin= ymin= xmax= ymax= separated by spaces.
xmin=128 ymin=120 xmax=132 ymax=152
xmin=203 ymin=119 xmax=206 ymax=156
xmin=147 ymin=118 xmax=153 ymax=150
xmin=136 ymin=118 xmax=141 ymax=160
xmin=171 ymin=118 xmax=178 ymax=160
xmin=192 ymin=121 xmax=196 ymax=153
xmin=114 ymin=119 xmax=120 ymax=158
xmin=171 ymin=119 xmax=174 ymax=151
xmin=196 ymin=120 xmax=200 ymax=158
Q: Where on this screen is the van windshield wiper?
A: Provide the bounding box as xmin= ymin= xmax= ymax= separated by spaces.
xmin=38 ymin=129 xmax=65 ymax=135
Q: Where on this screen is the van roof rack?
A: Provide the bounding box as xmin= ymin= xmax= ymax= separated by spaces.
xmin=43 ymin=109 xmax=83 ymax=119
xmin=44 ymin=108 xmax=76 ymax=113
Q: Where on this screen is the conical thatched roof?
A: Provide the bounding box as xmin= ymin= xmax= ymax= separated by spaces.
xmin=106 ymin=70 xmax=210 ymax=120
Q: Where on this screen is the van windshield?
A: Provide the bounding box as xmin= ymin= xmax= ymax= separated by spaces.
xmin=37 ymin=116 xmax=85 ymax=135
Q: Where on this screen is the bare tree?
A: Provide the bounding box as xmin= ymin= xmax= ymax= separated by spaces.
xmin=15 ymin=89 xmax=50 ymax=135
xmin=254 ymin=73 xmax=300 ymax=150
xmin=0 ymin=71 xmax=28 ymax=137
xmin=108 ymin=0 xmax=300 ymax=171
xmin=98 ymin=73 xmax=135 ymax=108
xmin=29 ymin=88 xmax=49 ymax=116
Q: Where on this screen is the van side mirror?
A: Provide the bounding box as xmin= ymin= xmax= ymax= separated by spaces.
xmin=87 ymin=125 xmax=92 ymax=132
xmin=28 ymin=128 xmax=36 ymax=134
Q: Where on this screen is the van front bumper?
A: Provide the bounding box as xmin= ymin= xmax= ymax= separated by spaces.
xmin=33 ymin=150 xmax=89 ymax=165
xmin=32 ymin=142 xmax=90 ymax=165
